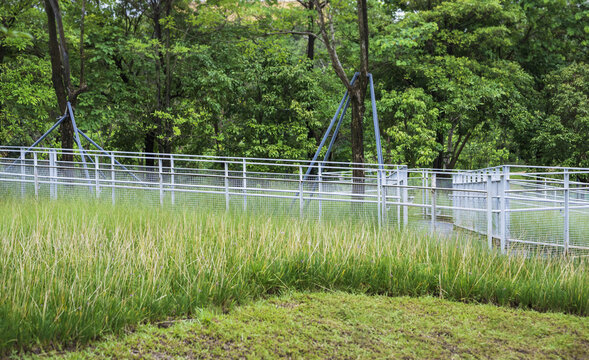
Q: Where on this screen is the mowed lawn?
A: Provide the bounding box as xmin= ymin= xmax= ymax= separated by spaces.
xmin=26 ymin=292 xmax=589 ymax=359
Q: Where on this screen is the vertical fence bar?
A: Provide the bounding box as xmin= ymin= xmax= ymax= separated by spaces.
xmin=318 ymin=163 xmax=323 ymax=222
xmin=564 ymin=169 xmax=569 ymax=255
xmin=20 ymin=147 xmax=26 ymax=198
xmin=33 ymin=152 xmax=38 ymax=199
xmin=299 ymin=165 xmax=304 ymax=218
xmin=504 ymin=166 xmax=510 ymax=247
xmin=422 ymin=171 xmax=430 ymax=219
xmin=224 ymin=162 xmax=229 ymax=212
xmin=382 ymin=170 xmax=387 ymax=223
xmin=402 ymin=168 xmax=408 ymax=227
xmin=422 ymin=170 xmax=426 ymax=216
xmin=159 ymin=158 xmax=164 ymax=206
xmin=111 ymin=152 xmax=115 ymax=205
xmin=170 ymin=155 xmax=175 ymax=206
xmin=500 ymin=171 xmax=507 ymax=254
xmin=487 ymin=174 xmax=493 ymax=250
xmin=242 ymin=159 xmax=247 ymax=211
xmin=431 ymin=172 xmax=436 ymax=235
xmin=49 ymin=149 xmax=56 ymax=200
xmin=377 ymin=168 xmax=382 ymax=227
xmin=95 ymin=155 xmax=100 ymax=199
xmin=397 ymin=171 xmax=401 ymax=230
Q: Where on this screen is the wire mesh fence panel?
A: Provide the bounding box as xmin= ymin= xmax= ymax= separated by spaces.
xmin=1 ymin=147 xmax=588 ymax=256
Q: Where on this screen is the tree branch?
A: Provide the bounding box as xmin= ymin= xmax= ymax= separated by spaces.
xmin=449 ymin=130 xmax=472 ymax=169
xmin=79 ymin=0 xmax=86 ymax=88
xmin=357 ymin=0 xmax=369 ymax=77
xmin=47 ymin=0 xmax=72 ymax=92
xmin=263 ymin=30 xmax=319 ymax=39
xmin=314 ymin=0 xmax=349 ymax=87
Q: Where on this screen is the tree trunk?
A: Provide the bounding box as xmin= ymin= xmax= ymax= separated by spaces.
xmin=145 ymin=130 xmax=156 ymax=167
xmin=305 ymin=1 xmax=315 ymax=63
xmin=146 ymin=0 xmax=173 ymax=166
xmin=314 ymin=0 xmax=370 ymax=194
xmin=350 ymin=86 xmax=366 ymax=194
xmin=306 ymin=34 xmax=315 ymax=61
xmin=352 ymin=0 xmax=369 ymax=194
xmin=433 ymin=131 xmax=444 ymax=169
xmin=44 ymin=0 xmax=72 ymax=161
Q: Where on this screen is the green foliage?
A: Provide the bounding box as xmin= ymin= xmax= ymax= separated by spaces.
xmin=378 ymin=87 xmax=440 ymax=167
xmin=222 ymin=48 xmax=324 ymax=159
xmin=0 ymin=55 xmax=55 ymax=146
xmin=531 ymin=62 xmax=589 ymax=169
xmin=0 ymin=0 xmax=587 ymax=169
xmin=374 ymin=0 xmax=535 ymax=168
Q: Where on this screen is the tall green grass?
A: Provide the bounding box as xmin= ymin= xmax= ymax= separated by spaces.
xmin=0 ymin=198 xmax=586 ymax=354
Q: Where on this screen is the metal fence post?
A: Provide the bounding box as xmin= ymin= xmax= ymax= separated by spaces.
xmin=170 ymin=155 xmax=175 ymax=206
xmin=159 ymin=158 xmax=164 ymax=206
xmin=20 ymin=148 xmax=26 ymax=198
xmin=424 ymin=170 xmax=429 ymax=217
xmin=397 ymin=171 xmax=401 ymax=230
xmin=111 ymin=153 xmax=115 ymax=205
xmin=564 ymin=169 xmax=570 ymax=255
xmin=33 ymin=152 xmax=38 ymax=199
xmin=422 ymin=169 xmax=426 ymax=216
xmin=504 ymin=166 xmax=510 ymax=244
xmin=382 ymin=170 xmax=387 ymax=223
xmin=299 ymin=165 xmax=304 ymax=218
xmin=318 ymin=163 xmax=323 ymax=222
xmin=431 ymin=172 xmax=436 ymax=235
xmin=376 ymin=168 xmax=382 ymax=227
xmin=242 ymin=159 xmax=247 ymax=211
xmin=486 ymin=174 xmax=493 ymax=250
xmin=95 ymin=155 xmax=100 ymax=199
xmin=224 ymin=162 xmax=229 ymax=212
xmin=49 ymin=149 xmax=57 ymax=200
xmin=500 ymin=171 xmax=507 ymax=254
xmin=402 ymin=168 xmax=408 ymax=227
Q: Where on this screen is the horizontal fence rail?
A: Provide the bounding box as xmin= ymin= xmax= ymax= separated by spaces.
xmin=1 ymin=147 xmax=588 ymax=256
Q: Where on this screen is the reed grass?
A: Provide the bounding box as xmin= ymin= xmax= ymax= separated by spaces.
xmin=0 ymin=198 xmax=586 ymax=354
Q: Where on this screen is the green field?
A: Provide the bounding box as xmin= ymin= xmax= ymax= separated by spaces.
xmin=0 ymin=199 xmax=587 ymax=356
xmin=24 ymin=292 xmax=589 ymax=359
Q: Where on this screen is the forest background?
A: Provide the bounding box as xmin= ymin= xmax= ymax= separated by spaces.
xmin=1 ymin=0 xmax=588 ymax=170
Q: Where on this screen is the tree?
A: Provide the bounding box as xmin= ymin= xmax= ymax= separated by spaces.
xmin=44 ymin=0 xmax=87 ymax=159
xmin=314 ymin=0 xmax=370 ymax=191
xmin=508 ymin=0 xmax=589 ymax=81
xmin=0 ymin=1 xmax=54 ymax=148
xmin=374 ymin=0 xmax=535 ymax=169
xmin=531 ymin=63 xmax=589 ymax=173
xmin=377 ymin=87 xmax=440 ymax=167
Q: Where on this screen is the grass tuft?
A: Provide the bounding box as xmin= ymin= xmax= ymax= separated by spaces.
xmin=0 ymin=198 xmax=586 ymax=354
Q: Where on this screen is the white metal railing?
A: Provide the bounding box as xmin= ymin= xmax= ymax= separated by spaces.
xmin=1 ymin=147 xmax=588 ymax=255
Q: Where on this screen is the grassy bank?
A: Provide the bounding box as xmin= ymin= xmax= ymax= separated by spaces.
xmin=0 ymin=199 xmax=586 ymax=354
xmin=27 ymin=292 xmax=589 ymax=359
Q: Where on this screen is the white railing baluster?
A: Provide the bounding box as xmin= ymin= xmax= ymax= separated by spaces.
xmin=431 ymin=173 xmax=436 ymax=235
xmin=487 ymin=174 xmax=493 ymax=250
xmin=95 ymin=155 xmax=100 ymax=199
xmin=33 ymin=152 xmax=38 ymax=199
xmin=170 ymin=154 xmax=175 ymax=206
xmin=243 ymin=159 xmax=247 ymax=211
xmin=111 ymin=152 xmax=115 ymax=205
xmin=564 ymin=169 xmax=569 ymax=255
xmin=224 ymin=162 xmax=229 ymax=212
xmin=299 ymin=165 xmax=303 ymax=218
xmin=159 ymin=158 xmax=164 ymax=206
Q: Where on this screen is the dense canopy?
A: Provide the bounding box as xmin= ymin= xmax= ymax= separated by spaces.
xmin=1 ymin=0 xmax=587 ymax=169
